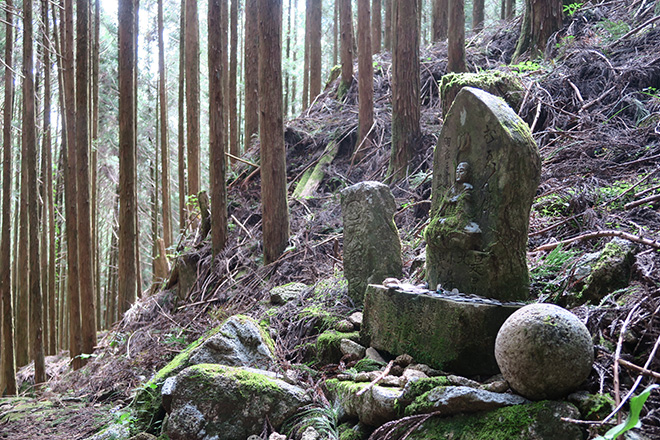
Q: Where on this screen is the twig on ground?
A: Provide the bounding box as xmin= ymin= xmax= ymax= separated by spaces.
xmin=613 ymin=305 xmax=640 ymax=424
xmin=610 ymin=14 xmax=660 ymax=47
xmin=356 ymin=360 xmax=394 ymax=396
xmin=625 ymin=193 xmax=660 ymax=210
xmin=618 ymin=359 xmax=660 ymax=379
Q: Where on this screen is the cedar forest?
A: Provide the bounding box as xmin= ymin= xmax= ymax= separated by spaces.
xmin=1 ymin=0 xmax=660 ymax=438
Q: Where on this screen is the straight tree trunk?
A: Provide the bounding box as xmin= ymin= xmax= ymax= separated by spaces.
xmin=506 ymin=0 xmax=515 ymax=19
xmin=388 ymin=0 xmax=420 ymax=180
xmin=77 ymin=0 xmax=97 ymax=362
xmin=308 ymin=0 xmax=322 ymax=101
xmin=302 ymin=0 xmax=310 ymax=109
xmin=432 ymin=0 xmax=448 ymax=41
xmin=158 ymin=0 xmax=173 ymax=249
xmin=178 ymin=0 xmax=187 ymax=233
xmin=244 ymin=0 xmax=260 ymax=150
xmin=185 ymin=0 xmax=201 ymax=197
xmin=118 ymin=0 xmax=138 ymax=316
xmin=209 ymin=0 xmax=228 ymax=256
xmin=285 ymin=0 xmax=293 ymax=116
xmin=291 ymin=0 xmax=298 ymax=115
xmin=514 ymin=0 xmax=562 ymax=59
xmin=358 ymin=0 xmax=374 ymax=152
xmin=221 ymin=0 xmax=229 ymax=153
xmin=24 ymin=0 xmax=46 ymax=384
xmin=92 ymin=0 xmax=101 ymax=332
xmin=333 ymin=0 xmax=338 ymax=65
xmin=339 ymin=0 xmax=354 ymax=90
xmin=1 ymin=0 xmax=17 ymax=395
xmin=384 ymin=0 xmax=392 ymax=50
xmin=16 ymin=136 xmax=30 ymax=369
xmin=372 ymin=0 xmax=381 ymax=53
xmin=473 ymin=0 xmax=484 ymax=32
xmin=229 ymin=0 xmax=239 ymax=164
xmin=447 ymin=0 xmax=466 ymax=72
xmin=259 ymin=0 xmax=290 ymax=264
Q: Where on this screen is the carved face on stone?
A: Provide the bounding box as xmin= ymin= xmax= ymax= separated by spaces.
xmin=455 ymin=162 xmax=470 ymax=183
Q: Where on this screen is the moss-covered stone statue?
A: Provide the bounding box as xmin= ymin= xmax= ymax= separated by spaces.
xmin=425 ymin=87 xmax=541 ymax=302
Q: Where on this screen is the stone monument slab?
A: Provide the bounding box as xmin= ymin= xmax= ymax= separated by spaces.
xmin=425 ymin=87 xmax=541 ymax=302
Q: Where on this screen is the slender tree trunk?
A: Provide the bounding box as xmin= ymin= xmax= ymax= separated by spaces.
xmin=447 ymin=0 xmax=466 ymax=72
xmin=158 ymin=0 xmax=173 ymax=249
xmin=244 ymin=0 xmax=260 ymax=150
xmin=339 ymin=0 xmax=354 ymax=90
xmin=229 ymin=0 xmax=239 ymax=163
xmin=506 ymin=0 xmax=515 ymax=19
xmin=309 ymin=0 xmax=322 ymax=101
xmin=388 ymin=0 xmax=420 ymax=180
xmin=333 ymin=0 xmax=338 ymax=65
xmin=259 ymin=0 xmax=290 ymax=264
xmin=473 ymin=0 xmax=485 ymax=32
xmin=178 ymin=0 xmax=187 ymax=233
xmin=1 ymin=0 xmax=17 ymax=395
xmin=285 ymin=0 xmax=293 ymax=116
xmin=24 ymin=0 xmax=46 ymax=384
xmin=118 ymin=0 xmax=138 ymax=316
xmin=358 ymin=0 xmax=374 ymax=153
xmin=291 ymin=0 xmax=298 ymax=115
xmin=209 ymin=0 xmax=228 ymax=256
xmin=432 ymin=0 xmax=448 ymax=41
xmin=92 ymin=0 xmax=101 ymax=332
xmin=372 ymin=0 xmax=381 ymax=53
xmin=16 ymin=126 xmax=30 ymax=370
xmin=302 ymin=0 xmax=310 ymax=109
xmin=185 ymin=0 xmax=201 ymax=197
xmin=384 ymin=0 xmax=392 ymax=50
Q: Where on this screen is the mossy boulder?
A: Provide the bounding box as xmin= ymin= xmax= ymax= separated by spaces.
xmin=316 ymin=330 xmax=360 ymax=365
xmin=425 ymin=87 xmax=540 ymax=302
xmin=324 ymin=378 xmax=403 ymax=426
xmin=403 ymin=385 xmax=528 ymax=416
xmin=165 ymin=364 xmax=311 ymax=440
xmin=439 ymin=70 xmax=524 ymax=117
xmin=407 ymin=401 xmax=583 ymax=440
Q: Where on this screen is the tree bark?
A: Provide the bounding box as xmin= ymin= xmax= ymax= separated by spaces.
xmin=92 ymin=0 xmax=101 ymax=332
xmin=506 ymin=0 xmax=515 ymax=19
xmin=432 ymin=0 xmax=448 ymax=41
xmin=308 ymin=0 xmax=322 ymax=101
xmin=473 ymin=0 xmax=484 ymax=32
xmin=259 ymin=0 xmax=290 ymax=264
xmin=358 ymin=0 xmax=374 ymax=152
xmin=339 ymin=0 xmax=354 ymax=89
xmin=388 ymin=0 xmax=420 ymax=180
xmin=185 ymin=0 xmax=201 ymax=197
xmin=384 ymin=0 xmax=392 ymax=50
xmin=229 ymin=0 xmax=239 ymax=164
xmin=244 ymin=0 xmax=260 ymax=150
xmin=447 ymin=0 xmax=466 ymax=72
xmin=158 ymin=0 xmax=173 ymax=249
xmin=24 ymin=0 xmax=46 ymax=384
xmin=209 ymin=0 xmax=228 ymax=256
xmin=302 ymin=0 xmax=310 ymax=109
xmin=333 ymin=0 xmax=338 ymax=65
xmin=118 ymin=0 xmax=138 ymax=316
xmin=1 ymin=0 xmax=17 ymax=395
xmin=178 ymin=0 xmax=187 ymax=233
xmin=514 ymin=0 xmax=562 ymax=59
xmin=372 ymin=0 xmax=382 ymax=53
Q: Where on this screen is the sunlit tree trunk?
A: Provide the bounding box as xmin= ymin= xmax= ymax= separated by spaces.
xmin=158 ymin=0 xmax=173 ymax=249
xmin=259 ymin=0 xmax=290 ymax=264
xmin=185 ymin=0 xmax=201 ymax=197
xmin=1 ymin=0 xmax=17 ymax=395
xmin=388 ymin=0 xmax=420 ymax=180
xmin=209 ymin=0 xmax=228 ymax=256
xmin=244 ymin=0 xmax=259 ymax=150
xmin=447 ymin=0 xmax=465 ymax=72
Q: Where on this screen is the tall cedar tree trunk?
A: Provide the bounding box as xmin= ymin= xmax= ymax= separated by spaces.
xmin=185 ymin=0 xmax=201 ymax=197
xmin=244 ymin=0 xmax=259 ymax=151
xmin=77 ymin=0 xmax=98 ymax=361
xmin=308 ymin=0 xmax=322 ymax=101
xmin=388 ymin=0 xmax=420 ymax=180
xmin=432 ymin=0 xmax=448 ymax=40
xmin=178 ymin=0 xmax=186 ymax=233
xmin=259 ymin=0 xmax=290 ymax=264
xmin=506 ymin=0 xmax=515 ymax=19
xmin=447 ymin=0 xmax=466 ymax=72
xmin=285 ymin=0 xmax=293 ymax=116
xmin=16 ymin=131 xmax=29 ymax=369
xmin=339 ymin=0 xmax=354 ymax=89
xmin=473 ymin=0 xmax=484 ymax=32
xmin=158 ymin=0 xmax=173 ymax=249
xmin=40 ymin=0 xmax=57 ymax=355
xmin=93 ymin=0 xmax=101 ymax=331
xmin=302 ymin=1 xmax=310 ymax=109
xmin=333 ymin=0 xmax=338 ymax=65
xmin=384 ymin=0 xmax=392 ymax=50
xmin=1 ymin=0 xmax=17 ymax=395
xmin=221 ymin=0 xmax=229 ymax=153
xmin=62 ymin=0 xmax=84 ymax=370
xmin=291 ymin=0 xmax=298 ymax=115
xmin=209 ymin=0 xmax=228 ymax=255
xmin=229 ymin=0 xmax=239 ymax=164
xmin=372 ymin=0 xmax=381 ymax=53
xmin=118 ymin=0 xmax=138 ymax=316
xmin=358 ymin=0 xmax=374 ymax=153
xmin=514 ymin=0 xmax=562 ymax=59
xmin=24 ymin=0 xmax=46 ymax=384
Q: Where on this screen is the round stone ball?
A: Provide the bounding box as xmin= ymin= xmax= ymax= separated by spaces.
xmin=495 ymin=303 xmax=594 ymax=400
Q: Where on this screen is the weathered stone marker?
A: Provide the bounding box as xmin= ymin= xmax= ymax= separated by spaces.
xmin=425 ymin=87 xmax=541 ymax=302
xmin=341 ymin=181 xmax=402 ymax=305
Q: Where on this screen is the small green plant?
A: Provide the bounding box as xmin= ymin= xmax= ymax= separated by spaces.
xmin=555 ymin=35 xmax=576 ymax=49
xmin=596 ymin=384 xmax=658 ymax=440
xmin=282 ymin=404 xmax=341 ymax=440
xmin=640 ymin=86 xmax=659 ymax=99
xmin=597 ymin=19 xmax=630 ymax=42
xmin=563 ymin=2 xmax=583 ymax=16
xmin=509 ymin=60 xmax=543 ymax=73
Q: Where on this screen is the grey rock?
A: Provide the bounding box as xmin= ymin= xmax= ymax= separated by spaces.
xmin=365 ymin=347 xmax=386 ymax=364
xmin=301 ymin=426 xmax=320 ymax=440
xmin=189 ymin=315 xmax=275 ymax=370
xmin=83 ymin=424 xmax=131 ymax=440
xmin=341 ymin=181 xmax=403 ymax=305
xmin=425 ymin=87 xmax=541 ymax=302
xmin=348 ymin=312 xmax=363 ymax=329
xmin=334 ymin=319 xmax=355 ymax=332
xmin=167 ymin=365 xmax=311 ymax=440
xmin=340 ymin=339 xmax=366 ymax=358
xmin=268 ymin=434 xmax=287 ymax=440
xmin=482 ymin=380 xmax=509 ymax=393
xmin=495 ymin=303 xmax=594 ymax=400
xmin=407 ymin=363 xmax=443 ymax=377
xmin=407 ymin=386 xmax=528 ymax=416
xmin=402 ymin=368 xmax=428 ymax=383
xmin=270 ymin=282 xmax=308 ymax=305
xmin=325 ymin=380 xmax=403 ymax=426
xmin=161 ymin=376 xmax=178 ymax=412
xmin=447 ymin=375 xmax=480 ymax=388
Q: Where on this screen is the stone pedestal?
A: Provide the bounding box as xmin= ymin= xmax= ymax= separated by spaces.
xmin=425 ymin=87 xmax=541 ymax=302
xmin=361 ymin=284 xmax=523 ymax=377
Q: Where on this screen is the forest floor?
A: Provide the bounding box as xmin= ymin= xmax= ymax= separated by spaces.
xmin=3 ymin=1 xmax=660 ymax=439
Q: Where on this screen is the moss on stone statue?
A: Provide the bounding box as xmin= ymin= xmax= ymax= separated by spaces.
xmin=439 ymin=70 xmax=524 ymax=116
